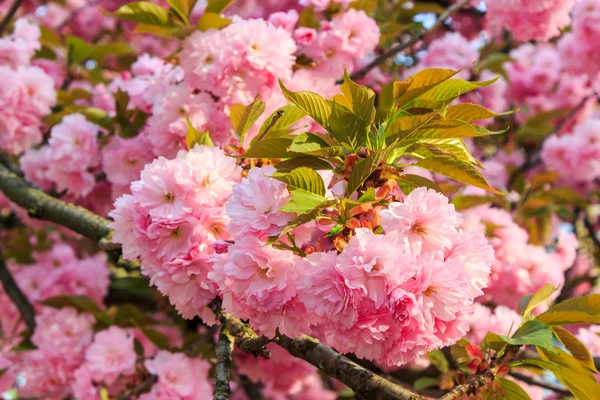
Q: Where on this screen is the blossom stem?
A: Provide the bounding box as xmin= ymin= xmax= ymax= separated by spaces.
xmin=0 ymin=0 xmax=25 ymax=35
xmin=214 ymin=328 xmax=235 ymax=400
xmin=276 ymin=334 xmax=426 ymax=400
xmin=0 ymin=249 xmax=35 ymax=332
xmin=341 ymin=0 xmax=470 ymax=83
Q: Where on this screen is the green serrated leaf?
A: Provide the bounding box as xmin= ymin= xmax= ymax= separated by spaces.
xmin=394 ymin=68 xmax=460 ymax=106
xmin=536 ymin=294 xmax=600 ymax=325
xmin=325 ymin=224 xmax=344 ymax=237
xmin=230 ymin=95 xmax=265 ymax=144
xmin=280 ymin=199 xmax=337 ymax=236
xmin=522 ymin=284 xmax=558 ymax=318
xmin=347 ymin=144 xmax=399 ymax=195
xmin=279 ymin=81 xmax=332 ymax=130
xmin=444 ymin=103 xmax=514 ymax=122
xmin=280 ymin=189 xmax=328 ymax=214
xmin=496 ymin=378 xmax=532 ymax=400
xmin=396 ymin=173 xmax=443 ymax=195
xmin=255 ymin=104 xmax=306 ymax=144
xmin=288 ymin=132 xmax=344 ymax=157
xmin=552 ymin=326 xmax=598 ymax=372
xmin=273 ymin=167 xmax=326 ymax=196
xmin=416 ymin=155 xmax=500 ymax=194
xmin=113 ymin=2 xmax=172 ymax=26
xmin=328 ymin=101 xmax=369 ymax=151
xmin=275 ymin=157 xmax=333 ymax=172
xmin=185 ymin=117 xmax=213 ymax=149
xmin=340 ymin=70 xmax=376 ymax=123
xmin=414 ymin=77 xmax=499 ymax=104
xmin=197 ymin=11 xmax=232 ymax=31
xmin=242 ymin=137 xmax=295 ymax=159
xmin=165 ymin=0 xmax=197 ymax=23
xmin=498 ymin=321 xmax=556 ymax=352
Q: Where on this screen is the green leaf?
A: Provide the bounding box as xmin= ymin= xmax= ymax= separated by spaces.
xmin=113 ymin=2 xmax=171 ymax=26
xmin=413 ymin=377 xmax=440 ymax=391
xmin=280 ymin=190 xmax=328 ymax=214
xmin=396 ymin=174 xmax=443 ymax=195
xmin=205 ymin=0 xmax=234 ymax=13
xmin=230 ymin=95 xmax=265 ymax=144
xmin=552 ymin=326 xmax=598 ymax=372
xmin=451 ymin=195 xmax=493 ymax=211
xmin=186 ymin=118 xmax=213 ymax=149
xmin=274 ymin=167 xmax=326 ymax=196
xmin=427 ymin=350 xmax=449 ymax=372
xmin=340 ymin=70 xmax=376 ymax=123
xmin=288 ymin=133 xmax=344 ymax=157
xmin=242 ymin=137 xmax=295 ymax=159
xmin=66 ymin=36 xmax=92 ymax=65
xmin=444 ymin=103 xmax=514 ymax=122
xmin=165 ymin=0 xmax=197 ymax=23
xmin=280 ymin=199 xmax=337 ymax=236
xmin=44 ymin=107 xmax=113 ymax=130
xmin=279 ymin=81 xmax=332 ymax=130
xmin=357 ymin=187 xmax=376 ymax=202
xmin=43 ymin=295 xmax=112 ymax=325
xmin=347 ymin=144 xmax=398 ymax=195
xmin=416 ymin=155 xmax=500 ymax=194
xmin=415 ymin=77 xmax=499 ymax=104
xmin=88 ymin=42 xmax=133 ymax=61
xmin=399 ymin=119 xmax=506 ymax=142
xmin=498 ymin=321 xmax=556 ymax=352
xmin=413 ymin=138 xmax=482 ymax=167
xmin=255 ymin=104 xmax=306 ymax=143
xmin=537 ymin=347 xmax=600 ymax=400
xmin=197 ymin=12 xmax=231 ymax=31
xmin=384 ymin=112 xmax=439 ymax=143
xmin=275 ymin=157 xmax=333 ymax=172
xmin=536 ymin=295 xmax=600 ymax=325
xmin=522 ymin=284 xmax=558 ymax=318
xmin=325 ymin=224 xmax=344 ymax=237
xmin=328 ymin=101 xmax=369 ymax=151
xmin=394 ymin=68 xmax=460 ymax=106
xmin=139 ymin=326 xmax=171 ymax=350
xmin=496 ymin=378 xmax=532 ymax=400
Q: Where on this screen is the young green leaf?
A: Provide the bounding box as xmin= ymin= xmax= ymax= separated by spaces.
xmin=536 ymin=294 xmax=600 ymax=325
xmin=242 ymin=137 xmax=295 ymax=159
xmin=416 ymin=155 xmax=501 ymax=194
xmin=280 ymin=190 xmax=329 ymax=214
xmin=197 ymin=12 xmax=232 ymax=31
xmin=255 ymin=104 xmax=306 ymax=143
xmin=396 ymin=174 xmax=443 ymax=195
xmin=113 ymin=2 xmax=172 ymax=26
xmin=288 ymin=133 xmax=344 ymax=157
xmin=328 ymin=101 xmax=369 ymax=151
xmin=205 ymin=0 xmax=234 ymax=13
xmin=165 ymin=0 xmax=197 ymax=24
xmin=186 ymin=118 xmax=214 ymax=149
xmin=275 ymin=157 xmax=333 ymax=172
xmin=394 ymin=68 xmax=460 ymax=106
xmin=552 ymin=326 xmax=598 ymax=372
xmin=346 ymin=144 xmax=398 ymax=195
xmin=522 ymin=284 xmax=558 ymax=318
xmin=340 ymin=70 xmax=376 ymax=123
xmin=230 ymin=95 xmax=265 ymax=144
xmin=273 ymin=167 xmax=326 ymax=196
xmin=498 ymin=321 xmax=556 ymax=352
xmin=496 ymin=378 xmax=532 ymax=400
xmin=444 ymin=103 xmax=514 ymax=122
xmin=413 ymin=76 xmax=499 ymax=105
xmin=279 ymin=81 xmax=332 ymax=130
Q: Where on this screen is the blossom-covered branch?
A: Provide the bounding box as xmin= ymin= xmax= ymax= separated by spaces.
xmin=214 ymin=328 xmax=234 ymax=400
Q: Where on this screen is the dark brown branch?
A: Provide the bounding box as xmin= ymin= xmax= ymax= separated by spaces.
xmin=437 ymin=345 xmax=521 ymax=400
xmin=510 ymin=372 xmax=570 ymax=396
xmin=0 ymin=163 xmax=110 ymax=241
xmin=238 ymin=375 xmax=265 ymax=400
xmin=0 ymin=249 xmax=35 ymax=332
xmin=0 ymin=0 xmax=25 ymax=35
xmin=208 ymin=299 xmax=271 ymax=359
xmin=117 ymin=375 xmax=157 ymax=400
xmin=214 ymin=328 xmax=234 ymax=400
xmin=342 ymin=0 xmax=469 ymax=83
xmin=276 ymin=334 xmax=425 ymax=400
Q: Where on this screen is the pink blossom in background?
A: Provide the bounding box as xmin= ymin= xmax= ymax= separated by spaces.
xmin=144 ymin=351 xmax=212 ymax=399
xmin=84 ymin=326 xmax=137 ymax=384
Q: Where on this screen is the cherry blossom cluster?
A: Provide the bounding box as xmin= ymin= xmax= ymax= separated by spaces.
xmin=0 ymin=18 xmax=56 ymax=155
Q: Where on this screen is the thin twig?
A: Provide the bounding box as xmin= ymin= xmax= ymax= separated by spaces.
xmin=214 ymin=328 xmax=234 ymax=400
xmin=0 ymin=0 xmax=26 ymax=35
xmin=341 ymin=0 xmax=469 ymax=83
xmin=117 ymin=375 xmax=157 ymax=400
xmin=276 ymin=334 xmax=426 ymax=400
xmin=509 ymin=372 xmax=570 ymax=396
xmin=0 ymin=249 xmax=36 ymax=332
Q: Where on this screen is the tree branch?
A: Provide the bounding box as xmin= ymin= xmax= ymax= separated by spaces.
xmin=276 ymin=334 xmax=425 ymax=400
xmin=0 ymin=0 xmax=25 ymax=35
xmin=0 ymin=249 xmax=36 ymax=332
xmin=214 ymin=328 xmax=234 ymax=400
xmin=208 ymin=299 xmax=271 ymax=359
xmin=117 ymin=375 xmax=157 ymax=400
xmin=437 ymin=345 xmax=521 ymax=400
xmin=342 ymin=0 xmax=469 ymax=83
xmin=0 ymin=163 xmax=110 ymax=241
